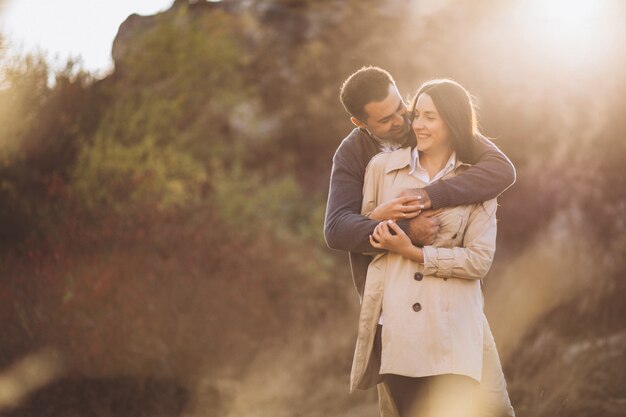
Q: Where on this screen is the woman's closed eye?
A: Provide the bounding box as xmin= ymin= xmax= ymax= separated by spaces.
xmin=414 ymin=112 xmax=435 ymax=121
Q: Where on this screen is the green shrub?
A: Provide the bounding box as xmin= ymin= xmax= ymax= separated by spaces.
xmin=73 ymin=133 xmax=206 ymax=214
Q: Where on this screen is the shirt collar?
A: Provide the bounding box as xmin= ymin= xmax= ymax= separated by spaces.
xmin=410 ymin=148 xmax=457 ymax=179
xmin=383 ymin=147 xmax=471 ymax=176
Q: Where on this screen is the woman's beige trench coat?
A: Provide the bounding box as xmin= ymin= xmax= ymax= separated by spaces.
xmin=350 ymin=147 xmax=498 ymax=416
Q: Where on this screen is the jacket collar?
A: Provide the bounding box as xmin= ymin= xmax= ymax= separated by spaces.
xmin=384 ymin=147 xmax=471 ymax=174
xmin=384 ymin=147 xmax=413 ymax=173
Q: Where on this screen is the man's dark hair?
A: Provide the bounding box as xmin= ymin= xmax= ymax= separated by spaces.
xmin=340 ymin=66 xmax=396 ymax=122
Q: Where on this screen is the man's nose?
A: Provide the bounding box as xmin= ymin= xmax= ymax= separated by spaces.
xmin=392 ymin=112 xmax=405 ymax=126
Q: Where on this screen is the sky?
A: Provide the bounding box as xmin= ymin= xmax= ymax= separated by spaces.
xmin=0 ymin=0 xmax=175 ymax=76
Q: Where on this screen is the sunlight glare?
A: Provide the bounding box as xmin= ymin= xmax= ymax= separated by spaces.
xmin=516 ymin=0 xmax=619 ymax=70
xmin=529 ymin=0 xmax=599 ymax=37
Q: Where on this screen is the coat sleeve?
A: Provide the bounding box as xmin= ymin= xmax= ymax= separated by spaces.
xmin=361 ymin=155 xmax=385 ymax=216
xmin=359 ymin=153 xmax=390 ymax=256
xmin=323 ymin=140 xmax=382 ymax=254
xmin=424 ymin=135 xmax=515 ymax=209
xmin=421 ymin=199 xmax=497 ymax=280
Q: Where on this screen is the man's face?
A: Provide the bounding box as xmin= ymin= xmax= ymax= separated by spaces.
xmin=353 ymin=84 xmax=409 ymax=143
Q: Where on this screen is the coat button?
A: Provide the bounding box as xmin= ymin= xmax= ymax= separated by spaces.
xmin=412 ymin=302 xmax=422 ymax=312
xmin=414 ymin=272 xmax=423 ymax=281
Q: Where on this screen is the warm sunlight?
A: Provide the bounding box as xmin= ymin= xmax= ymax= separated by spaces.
xmin=529 ymin=0 xmax=599 ymax=37
xmin=0 ymin=1 xmax=624 ymax=416
xmin=514 ymin=0 xmax=620 ymax=69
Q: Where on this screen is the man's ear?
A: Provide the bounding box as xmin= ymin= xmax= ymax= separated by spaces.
xmin=351 ymin=116 xmax=367 ymax=129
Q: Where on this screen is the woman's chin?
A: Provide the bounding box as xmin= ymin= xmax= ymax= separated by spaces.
xmin=416 ymin=142 xmax=430 ymax=153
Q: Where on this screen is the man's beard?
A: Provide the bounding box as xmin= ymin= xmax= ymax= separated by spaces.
xmin=377 ymin=123 xmax=410 ymax=145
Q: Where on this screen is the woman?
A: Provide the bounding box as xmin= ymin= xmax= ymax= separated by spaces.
xmin=350 ymin=79 xmax=508 ymax=417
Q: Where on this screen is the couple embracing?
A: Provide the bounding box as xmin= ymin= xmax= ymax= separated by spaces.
xmin=324 ymin=67 xmax=517 ymax=417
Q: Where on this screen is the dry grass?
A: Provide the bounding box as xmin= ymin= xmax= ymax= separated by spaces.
xmin=1 ymin=208 xmax=624 ymax=416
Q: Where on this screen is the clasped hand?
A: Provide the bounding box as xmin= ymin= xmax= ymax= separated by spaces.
xmin=368 ymin=195 xmax=422 ymax=221
xmin=368 ymin=189 xmax=441 ymax=247
xmin=369 ymin=220 xmax=412 ymax=255
xmin=368 ymin=188 xmax=432 ymax=221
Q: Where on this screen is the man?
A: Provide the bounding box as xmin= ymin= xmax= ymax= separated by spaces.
xmin=324 ymin=66 xmax=516 ymax=416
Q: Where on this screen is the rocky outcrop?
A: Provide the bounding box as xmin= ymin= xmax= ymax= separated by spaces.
xmin=112 ymin=13 xmax=160 ymax=70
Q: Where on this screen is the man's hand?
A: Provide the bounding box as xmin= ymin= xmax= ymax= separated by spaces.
xmin=406 ymin=209 xmax=442 ymax=246
xmin=398 ymin=188 xmax=432 ymax=210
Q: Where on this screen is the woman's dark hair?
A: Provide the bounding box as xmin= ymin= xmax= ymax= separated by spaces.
xmin=340 ymin=66 xmax=396 ymax=121
xmin=411 ymin=79 xmax=479 ymax=162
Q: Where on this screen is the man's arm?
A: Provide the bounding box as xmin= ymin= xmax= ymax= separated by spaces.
xmin=324 ymin=139 xmax=381 ymax=254
xmin=324 ymin=136 xmax=439 ymax=253
xmin=424 ymin=134 xmax=516 ymax=209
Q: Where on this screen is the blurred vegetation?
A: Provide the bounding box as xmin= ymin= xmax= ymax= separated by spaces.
xmin=0 ymin=0 xmax=625 ymax=416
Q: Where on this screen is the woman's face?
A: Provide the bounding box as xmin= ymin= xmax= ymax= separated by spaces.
xmin=412 ymin=93 xmax=451 ymax=154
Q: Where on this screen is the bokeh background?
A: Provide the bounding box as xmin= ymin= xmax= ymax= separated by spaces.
xmin=0 ymin=0 xmax=625 ymax=416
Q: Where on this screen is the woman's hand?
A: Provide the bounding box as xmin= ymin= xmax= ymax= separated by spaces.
xmin=368 ymin=196 xmax=422 ymax=221
xmin=369 ymin=220 xmax=424 ymax=263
